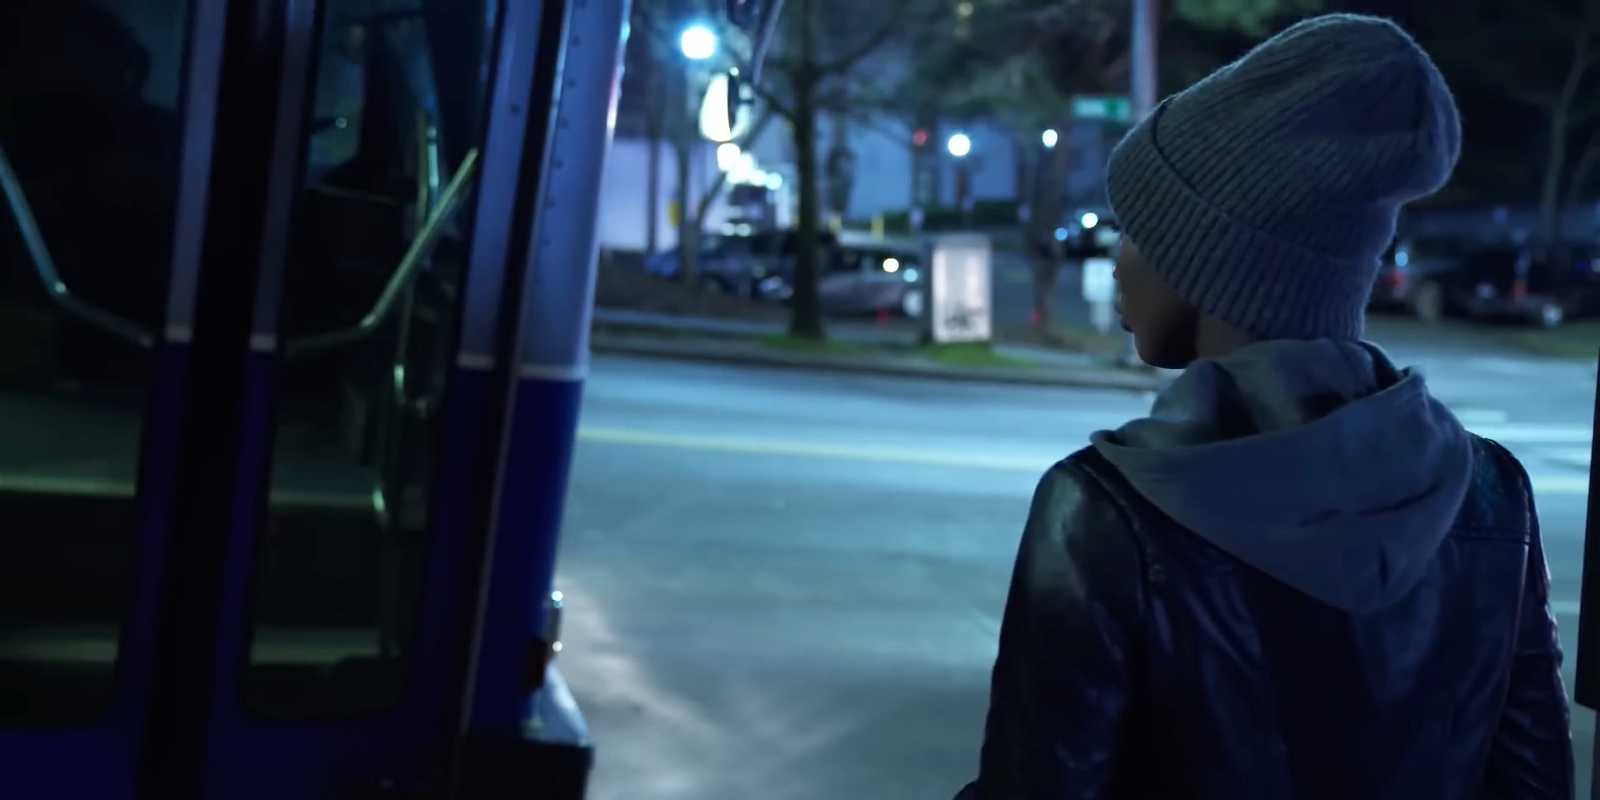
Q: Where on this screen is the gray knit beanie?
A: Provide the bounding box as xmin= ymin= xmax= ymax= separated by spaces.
xmin=1105 ymin=13 xmax=1461 ymax=341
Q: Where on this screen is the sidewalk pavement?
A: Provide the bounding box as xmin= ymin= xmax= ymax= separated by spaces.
xmin=590 ymin=308 xmax=1171 ymax=393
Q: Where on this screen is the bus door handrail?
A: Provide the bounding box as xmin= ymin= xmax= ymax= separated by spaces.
xmin=0 ymin=144 xmax=156 ymax=349
xmin=284 ymin=147 xmax=479 ymax=360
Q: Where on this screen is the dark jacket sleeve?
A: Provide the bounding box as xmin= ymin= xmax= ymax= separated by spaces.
xmin=960 ymin=459 xmax=1146 ymax=800
xmin=1482 ymin=453 xmax=1575 ymax=799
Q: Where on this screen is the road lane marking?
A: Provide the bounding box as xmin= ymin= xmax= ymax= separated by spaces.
xmin=1471 ymin=425 xmax=1592 ymax=445
xmin=575 ymin=426 xmax=1591 ymax=495
xmin=578 ymin=425 xmax=1057 ymax=472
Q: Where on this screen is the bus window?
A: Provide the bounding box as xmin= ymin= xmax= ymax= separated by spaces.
xmin=0 ymin=0 xmax=186 ymax=724
xmin=242 ymin=1 xmax=491 ymax=718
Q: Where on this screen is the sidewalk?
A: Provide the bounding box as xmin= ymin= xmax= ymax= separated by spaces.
xmin=590 ymin=308 xmax=1171 ymax=393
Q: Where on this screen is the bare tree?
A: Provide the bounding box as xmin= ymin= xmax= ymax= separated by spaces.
xmin=1173 ymin=0 xmax=1323 ymax=37
xmin=892 ymin=0 xmax=1325 ymax=340
xmin=753 ymin=0 xmax=937 ymax=339
xmin=890 ymin=1 xmax=1125 ymax=339
xmin=632 ymin=0 xmax=747 ymax=285
xmin=1436 ymin=0 xmax=1600 ymax=241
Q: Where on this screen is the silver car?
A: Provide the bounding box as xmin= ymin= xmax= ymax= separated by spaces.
xmin=817 ymin=236 xmax=926 ymax=318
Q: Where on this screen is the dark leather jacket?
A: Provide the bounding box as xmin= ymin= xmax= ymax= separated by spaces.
xmin=960 ymin=436 xmax=1573 ymax=799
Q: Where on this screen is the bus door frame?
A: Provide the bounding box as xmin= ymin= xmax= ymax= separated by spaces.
xmin=452 ymin=0 xmax=630 ymax=792
xmin=1573 ymin=347 xmax=1599 ymax=798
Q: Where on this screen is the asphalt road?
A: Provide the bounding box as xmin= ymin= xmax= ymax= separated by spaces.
xmin=558 ymin=343 xmax=1596 ymax=799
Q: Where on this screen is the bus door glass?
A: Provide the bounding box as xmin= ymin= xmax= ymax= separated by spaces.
xmin=0 ymin=0 xmax=200 ymax=794
xmin=185 ymin=0 xmax=558 ymax=795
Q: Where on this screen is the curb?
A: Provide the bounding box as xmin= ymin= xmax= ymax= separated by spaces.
xmin=590 ymin=336 xmax=1169 ymax=393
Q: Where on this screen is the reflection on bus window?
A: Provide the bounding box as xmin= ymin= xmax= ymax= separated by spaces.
xmin=243 ymin=0 xmax=495 ymax=718
xmin=0 ymin=0 xmax=187 ymax=724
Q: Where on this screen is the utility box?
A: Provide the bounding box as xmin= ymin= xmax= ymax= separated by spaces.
xmin=922 ymin=233 xmax=993 ymax=345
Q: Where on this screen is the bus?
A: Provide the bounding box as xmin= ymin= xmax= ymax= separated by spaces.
xmin=0 ymin=0 xmax=777 ymax=796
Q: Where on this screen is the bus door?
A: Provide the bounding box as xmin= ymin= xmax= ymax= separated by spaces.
xmin=0 ymin=0 xmax=563 ymax=796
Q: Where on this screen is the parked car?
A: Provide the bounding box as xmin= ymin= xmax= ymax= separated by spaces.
xmin=1409 ymin=241 xmax=1600 ymax=327
xmin=659 ymin=229 xmax=926 ymax=318
xmin=1059 ymin=210 xmax=1120 ymax=261
xmin=1369 ymin=237 xmax=1471 ymax=320
xmin=641 ymin=233 xmax=742 ymax=281
xmin=816 ymin=235 xmax=926 ymax=318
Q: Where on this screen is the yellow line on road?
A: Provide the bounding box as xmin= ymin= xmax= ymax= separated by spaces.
xmin=576 ymin=426 xmax=1592 ymax=495
xmin=577 ymin=426 xmax=1055 ymax=472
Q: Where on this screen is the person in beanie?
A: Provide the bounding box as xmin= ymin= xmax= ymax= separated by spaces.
xmin=957 ymin=14 xmax=1572 ymax=800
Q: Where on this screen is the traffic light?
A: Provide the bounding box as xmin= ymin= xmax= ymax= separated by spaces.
xmin=912 ymin=127 xmax=929 ymax=148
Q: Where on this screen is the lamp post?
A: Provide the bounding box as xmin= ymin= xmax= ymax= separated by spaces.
xmin=1120 ymin=0 xmax=1160 ymax=365
xmin=670 ymin=24 xmax=719 ymax=282
xmin=948 ymin=133 xmax=973 ymax=228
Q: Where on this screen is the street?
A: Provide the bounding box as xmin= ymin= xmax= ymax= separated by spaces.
xmin=557 ymin=338 xmax=1596 ymax=799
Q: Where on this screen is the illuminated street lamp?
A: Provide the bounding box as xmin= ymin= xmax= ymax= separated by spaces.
xmin=680 ymin=24 xmax=718 ymax=60
xmin=947 ymin=133 xmax=974 ymax=227
xmin=1041 ymin=128 xmax=1058 ymax=149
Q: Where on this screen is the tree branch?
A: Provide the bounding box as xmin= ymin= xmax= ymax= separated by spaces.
xmin=748 ymin=76 xmax=798 ymax=121
xmin=813 ymin=0 xmax=917 ymax=76
xmin=1438 ymin=0 xmax=1600 ymax=109
xmin=631 ymin=2 xmax=681 ymax=57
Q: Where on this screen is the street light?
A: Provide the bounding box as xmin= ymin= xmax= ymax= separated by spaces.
xmin=947 ymin=134 xmax=974 ymax=227
xmin=680 ymin=24 xmax=717 ymax=60
xmin=1041 ymin=129 xmax=1058 ymax=149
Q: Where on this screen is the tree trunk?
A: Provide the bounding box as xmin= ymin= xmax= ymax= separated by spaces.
xmin=646 ymin=138 xmax=662 ymax=255
xmin=1026 ymin=120 xmax=1072 ymax=335
xmin=1013 ymin=135 xmax=1032 ymax=220
xmin=644 ymin=63 xmax=665 ymax=256
xmin=1563 ymin=129 xmax=1600 ymax=217
xmin=1029 ymin=260 xmax=1058 ymax=332
xmin=1539 ymin=28 xmax=1592 ymax=242
xmin=1538 ymin=106 xmax=1572 ymax=242
xmin=824 ymin=113 xmax=854 ymax=219
xmin=673 ymin=134 xmax=699 ymax=283
xmin=789 ymin=64 xmax=826 ymax=339
xmin=786 ymin=0 xmax=825 ymax=339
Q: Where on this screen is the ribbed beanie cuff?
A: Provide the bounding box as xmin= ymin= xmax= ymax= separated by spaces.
xmin=1106 ymin=109 xmax=1375 ymax=342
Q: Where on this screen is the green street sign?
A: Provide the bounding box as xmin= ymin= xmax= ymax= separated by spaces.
xmin=1072 ymin=95 xmax=1131 ymax=122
